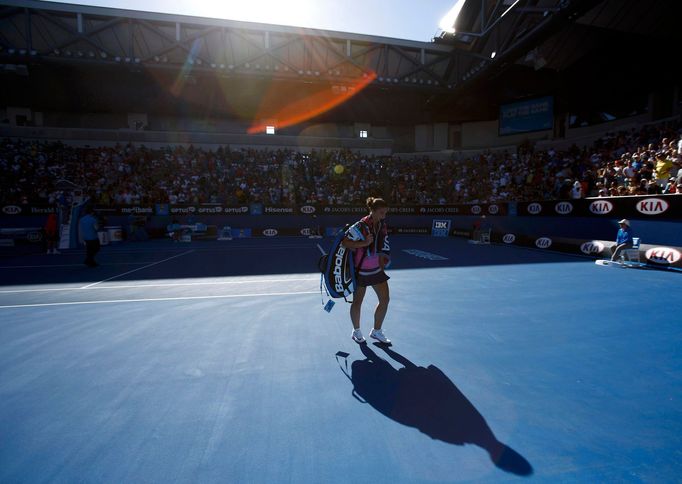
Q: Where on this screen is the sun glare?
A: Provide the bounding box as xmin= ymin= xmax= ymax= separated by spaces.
xmin=438 ymin=1 xmax=464 ymax=34
xmin=192 ymin=0 xmax=320 ymax=29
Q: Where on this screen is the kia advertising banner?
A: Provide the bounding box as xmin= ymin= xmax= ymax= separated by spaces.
xmin=1 ymin=205 xmax=55 ymax=216
xmin=488 ymin=231 xmax=682 ymax=270
xmin=515 ymin=195 xmax=682 ymax=220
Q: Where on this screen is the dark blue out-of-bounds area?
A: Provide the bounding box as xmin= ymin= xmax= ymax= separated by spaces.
xmin=1 ymin=236 xmax=681 ymax=483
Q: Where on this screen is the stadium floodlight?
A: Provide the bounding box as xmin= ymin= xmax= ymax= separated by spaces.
xmin=439 ymin=1 xmax=465 ymax=34
xmin=265 ymin=125 xmax=275 ymax=135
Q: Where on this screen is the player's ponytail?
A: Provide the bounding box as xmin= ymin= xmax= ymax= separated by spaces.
xmin=366 ymin=197 xmax=388 ymax=212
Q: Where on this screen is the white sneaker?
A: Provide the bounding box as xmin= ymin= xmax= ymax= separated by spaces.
xmin=351 ymin=329 xmax=365 ymax=343
xmin=369 ymin=328 xmax=391 ymax=344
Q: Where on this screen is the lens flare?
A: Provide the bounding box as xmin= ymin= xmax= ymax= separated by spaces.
xmin=247 ymin=71 xmax=377 ymax=134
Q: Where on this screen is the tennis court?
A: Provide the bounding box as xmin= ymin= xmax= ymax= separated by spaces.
xmin=1 ymin=236 xmax=681 ymax=482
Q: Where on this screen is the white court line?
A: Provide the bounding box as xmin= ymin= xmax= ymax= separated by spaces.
xmin=0 ymin=290 xmax=318 ymax=309
xmin=0 ymin=262 xmax=162 ymax=269
xmin=316 ymin=243 xmax=327 ymax=255
xmin=80 ymin=250 xmax=195 ymax=289
xmin=0 ymin=277 xmax=319 ymax=294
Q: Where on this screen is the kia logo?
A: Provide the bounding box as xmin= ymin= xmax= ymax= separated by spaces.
xmin=535 ymin=237 xmax=552 ymax=248
xmin=645 ymin=247 xmax=681 ymax=264
xmin=488 ymin=204 xmax=499 ymax=215
xmin=2 ymin=205 xmax=21 ymax=215
xmin=324 ymin=207 xmax=331 ymax=212
xmin=241 ymin=206 xmax=249 ymax=212
xmin=263 ymin=229 xmax=278 ymax=237
xmin=589 ymin=200 xmax=613 ymax=214
xmin=300 ymin=228 xmax=311 ymax=236
xmin=27 ymin=231 xmax=42 ymax=242
xmin=555 ymin=202 xmax=573 ymax=215
xmin=471 ymin=205 xmax=481 ymax=215
xmin=527 ymin=203 xmax=542 ymax=215
xmin=300 ymin=205 xmax=316 ymax=214
xmin=503 ymin=234 xmax=516 ymax=244
xmin=636 ymin=198 xmax=669 ymax=215
xmin=188 ymin=206 xmax=196 ymax=212
xmin=580 ymin=241 xmax=604 ymax=254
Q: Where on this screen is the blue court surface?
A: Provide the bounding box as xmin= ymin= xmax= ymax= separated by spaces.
xmin=1 ymin=236 xmax=681 ymax=483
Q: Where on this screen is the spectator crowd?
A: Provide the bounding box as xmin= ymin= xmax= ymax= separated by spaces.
xmin=1 ymin=121 xmax=680 ymax=207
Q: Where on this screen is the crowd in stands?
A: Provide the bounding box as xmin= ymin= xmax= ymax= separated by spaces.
xmin=1 ymin=120 xmax=680 ymax=207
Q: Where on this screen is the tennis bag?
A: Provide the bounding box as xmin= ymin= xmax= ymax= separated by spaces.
xmin=318 ymin=223 xmax=367 ymax=300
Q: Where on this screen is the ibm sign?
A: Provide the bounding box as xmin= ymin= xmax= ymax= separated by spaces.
xmin=431 ymin=219 xmax=451 ymax=237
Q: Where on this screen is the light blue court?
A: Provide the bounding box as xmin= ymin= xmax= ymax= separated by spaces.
xmin=1 ymin=237 xmax=681 ymax=482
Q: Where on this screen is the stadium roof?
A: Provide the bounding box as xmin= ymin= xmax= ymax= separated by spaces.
xmin=1 ymin=0 xmax=680 ymax=125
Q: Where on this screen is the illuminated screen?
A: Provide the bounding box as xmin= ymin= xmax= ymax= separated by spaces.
xmin=499 ymin=96 xmax=553 ymax=136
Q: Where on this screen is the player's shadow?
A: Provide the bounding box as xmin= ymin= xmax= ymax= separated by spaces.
xmin=336 ymin=344 xmax=533 ymax=476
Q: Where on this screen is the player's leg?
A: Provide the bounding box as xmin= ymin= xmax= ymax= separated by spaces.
xmin=371 ymin=281 xmax=390 ymax=330
xmin=351 ymin=286 xmax=367 ymax=343
xmin=350 ymin=285 xmax=366 ymax=330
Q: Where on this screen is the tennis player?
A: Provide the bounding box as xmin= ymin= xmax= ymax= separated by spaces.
xmin=342 ymin=197 xmax=392 ymax=344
